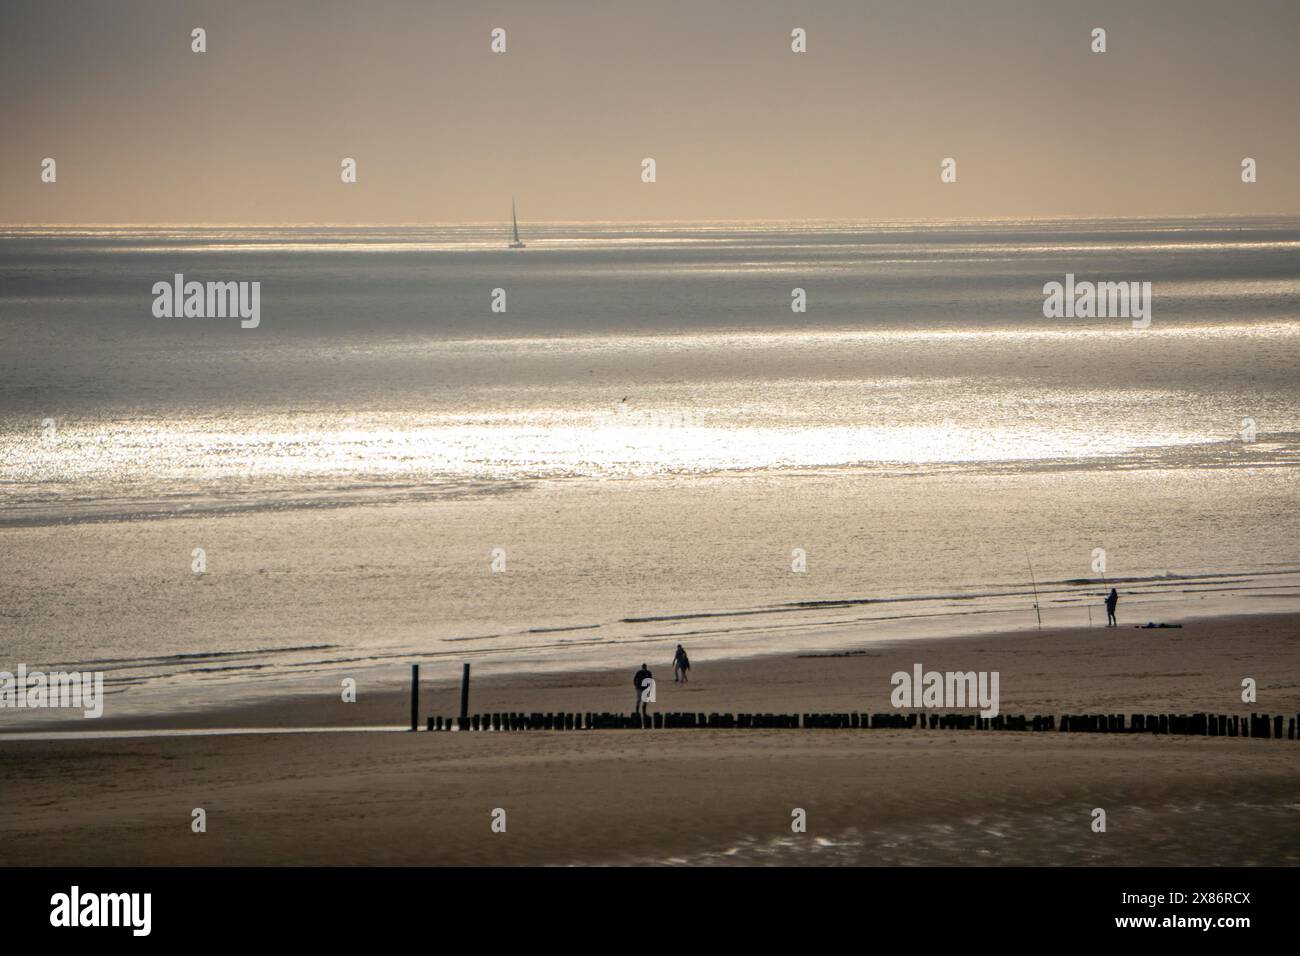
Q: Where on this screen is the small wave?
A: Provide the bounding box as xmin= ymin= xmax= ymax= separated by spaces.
xmin=35 ymin=644 xmax=340 ymax=672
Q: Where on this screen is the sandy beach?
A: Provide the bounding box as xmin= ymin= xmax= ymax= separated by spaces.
xmin=5 ymin=6 xmax=1300 ymax=942
xmin=3 ymin=612 xmax=1296 ymax=866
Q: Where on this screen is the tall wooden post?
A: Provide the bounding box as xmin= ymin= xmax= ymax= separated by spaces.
xmin=459 ymin=662 xmax=471 ymax=720
xmin=410 ymin=664 xmax=419 ymax=731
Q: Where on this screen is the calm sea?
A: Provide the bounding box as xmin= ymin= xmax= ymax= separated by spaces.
xmin=1 ymin=219 xmax=1298 ymax=718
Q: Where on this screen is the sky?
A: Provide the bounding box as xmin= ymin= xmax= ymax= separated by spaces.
xmin=2 ymin=0 xmax=1298 ymax=224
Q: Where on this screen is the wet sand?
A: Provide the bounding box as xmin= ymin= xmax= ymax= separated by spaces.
xmin=1 ymin=613 xmax=1297 ymax=865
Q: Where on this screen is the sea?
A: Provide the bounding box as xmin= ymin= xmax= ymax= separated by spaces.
xmin=1 ymin=218 xmax=1298 ymax=721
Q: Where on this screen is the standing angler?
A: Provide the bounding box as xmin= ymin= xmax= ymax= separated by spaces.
xmin=633 ymin=663 xmax=653 ymax=717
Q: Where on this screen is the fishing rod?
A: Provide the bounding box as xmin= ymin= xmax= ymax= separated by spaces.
xmin=1097 ymin=542 xmax=1110 ymax=626
xmin=1025 ymin=551 xmax=1042 ymax=631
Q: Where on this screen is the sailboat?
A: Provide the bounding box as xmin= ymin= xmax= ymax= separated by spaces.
xmin=508 ymin=197 xmax=525 ymax=248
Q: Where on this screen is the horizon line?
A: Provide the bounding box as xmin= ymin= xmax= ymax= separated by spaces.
xmin=4 ymin=213 xmax=1300 ymax=229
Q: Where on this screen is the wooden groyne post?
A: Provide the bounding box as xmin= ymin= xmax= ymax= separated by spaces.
xmin=459 ymin=663 xmax=471 ymax=721
xmin=410 ymin=664 xmax=419 ymax=731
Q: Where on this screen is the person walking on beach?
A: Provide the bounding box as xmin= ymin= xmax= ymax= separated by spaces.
xmin=633 ymin=663 xmax=654 ymax=717
xmin=672 ymin=644 xmax=691 ymax=684
xmin=1105 ymin=588 xmax=1119 ymax=627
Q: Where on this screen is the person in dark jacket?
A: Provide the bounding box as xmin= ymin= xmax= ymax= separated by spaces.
xmin=633 ymin=663 xmax=653 ymax=716
xmin=672 ymin=644 xmax=691 ymax=683
xmin=1105 ymin=588 xmax=1119 ymax=627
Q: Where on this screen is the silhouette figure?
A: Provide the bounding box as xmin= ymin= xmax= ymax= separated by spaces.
xmin=1105 ymin=588 xmax=1119 ymax=627
xmin=633 ymin=663 xmax=653 ymax=717
xmin=672 ymin=644 xmax=691 ymax=683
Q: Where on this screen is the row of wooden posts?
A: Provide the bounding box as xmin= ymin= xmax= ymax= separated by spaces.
xmin=409 ymin=665 xmax=1299 ymax=740
xmin=421 ymin=709 xmax=1300 ymax=739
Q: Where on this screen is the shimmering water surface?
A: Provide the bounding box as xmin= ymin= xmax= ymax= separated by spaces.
xmin=1 ymin=220 xmax=1298 ymax=718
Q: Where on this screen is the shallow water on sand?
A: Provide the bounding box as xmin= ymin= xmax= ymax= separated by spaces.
xmin=644 ymin=801 xmax=1300 ymax=866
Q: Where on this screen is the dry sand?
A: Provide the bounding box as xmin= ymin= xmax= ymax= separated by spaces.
xmin=2 ymin=614 xmax=1297 ymax=865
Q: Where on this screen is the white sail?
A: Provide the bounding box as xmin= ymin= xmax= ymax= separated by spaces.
xmin=509 ymin=197 xmax=525 ymax=248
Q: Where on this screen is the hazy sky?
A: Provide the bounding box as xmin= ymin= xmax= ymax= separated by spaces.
xmin=2 ymin=0 xmax=1298 ymax=223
